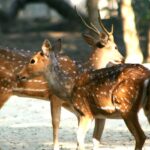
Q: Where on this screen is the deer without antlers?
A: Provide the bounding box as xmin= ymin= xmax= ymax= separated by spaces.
xmin=17 ymin=37 xmax=150 ymax=150
xmin=17 ymin=10 xmax=124 ymax=150
xmin=0 ymin=47 xmax=65 ymax=150
xmin=17 ymin=37 xmax=124 ymax=149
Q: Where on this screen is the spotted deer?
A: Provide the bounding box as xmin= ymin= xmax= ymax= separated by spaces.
xmin=0 ymin=23 xmax=123 ymax=150
xmin=0 ymin=47 xmax=60 ymax=149
xmin=15 ymin=11 xmax=123 ymax=150
xmin=0 ymin=47 xmax=75 ymax=149
xmin=16 ymin=38 xmax=122 ymax=149
xmin=72 ymin=64 xmax=150 ymax=150
xmin=17 ymin=37 xmax=150 ymax=150
xmin=0 ymin=31 xmax=123 ymax=150
xmin=17 ymin=39 xmax=150 ymax=150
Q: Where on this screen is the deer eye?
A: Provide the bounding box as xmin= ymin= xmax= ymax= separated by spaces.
xmin=96 ymin=42 xmax=104 ymax=48
xmin=30 ymin=59 xmax=35 ymax=64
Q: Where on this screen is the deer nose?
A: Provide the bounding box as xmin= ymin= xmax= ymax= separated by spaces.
xmin=115 ymin=56 xmax=125 ymax=64
xmin=120 ymin=57 xmax=125 ymax=63
xmin=16 ymin=75 xmax=27 ymax=81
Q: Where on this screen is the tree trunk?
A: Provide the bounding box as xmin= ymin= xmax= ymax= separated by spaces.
xmin=87 ymin=0 xmax=99 ymax=36
xmin=146 ymin=24 xmax=150 ymax=62
xmin=120 ymin=0 xmax=143 ymax=63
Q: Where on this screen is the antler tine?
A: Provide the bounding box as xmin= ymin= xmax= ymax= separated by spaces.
xmin=110 ymin=24 xmax=114 ymax=35
xmin=90 ymin=22 xmax=100 ymax=34
xmin=75 ymin=6 xmax=100 ymax=35
xmin=97 ymin=9 xmax=113 ymax=36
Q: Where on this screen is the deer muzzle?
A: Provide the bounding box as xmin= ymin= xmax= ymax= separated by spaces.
xmin=16 ymin=74 xmax=28 ymax=81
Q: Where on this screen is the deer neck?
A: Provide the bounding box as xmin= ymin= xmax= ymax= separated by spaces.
xmin=44 ymin=54 xmax=76 ymax=101
xmin=88 ymin=47 xmax=109 ymax=70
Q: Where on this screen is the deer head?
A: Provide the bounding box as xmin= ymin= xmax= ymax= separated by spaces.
xmin=17 ymin=39 xmax=77 ymax=101
xmin=17 ymin=39 xmax=61 ymax=80
xmin=78 ymin=9 xmax=124 ymax=69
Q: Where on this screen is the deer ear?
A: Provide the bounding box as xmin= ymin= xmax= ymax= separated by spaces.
xmin=52 ymin=39 xmax=62 ymax=53
xmin=82 ymin=34 xmax=95 ymax=46
xmin=42 ymin=39 xmax=52 ymax=56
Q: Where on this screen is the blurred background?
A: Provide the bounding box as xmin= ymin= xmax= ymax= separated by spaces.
xmin=0 ymin=0 xmax=149 ymax=62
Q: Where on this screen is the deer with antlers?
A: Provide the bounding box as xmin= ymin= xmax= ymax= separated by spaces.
xmin=17 ymin=36 xmax=150 ymax=150
xmin=0 ymin=11 xmax=124 ymax=150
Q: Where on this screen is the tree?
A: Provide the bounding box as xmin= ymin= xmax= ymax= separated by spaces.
xmin=0 ymin=0 xmax=83 ymax=23
xmin=120 ymin=0 xmax=143 ymax=63
xmin=87 ymin=0 xmax=99 ymax=30
xmin=132 ymin=0 xmax=150 ymax=62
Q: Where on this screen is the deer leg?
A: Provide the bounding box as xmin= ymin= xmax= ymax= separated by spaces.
xmin=123 ymin=112 xmax=146 ymax=150
xmin=143 ymin=87 xmax=150 ymax=124
xmin=143 ymin=96 xmax=150 ymax=124
xmin=143 ymin=81 xmax=150 ymax=124
xmin=50 ymin=95 xmax=62 ymax=150
xmin=77 ymin=115 xmax=93 ymax=150
xmin=0 ymin=94 xmax=11 ymax=108
xmin=92 ymin=119 xmax=105 ymax=149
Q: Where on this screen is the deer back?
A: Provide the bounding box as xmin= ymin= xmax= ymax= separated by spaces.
xmin=73 ymin=64 xmax=150 ymax=117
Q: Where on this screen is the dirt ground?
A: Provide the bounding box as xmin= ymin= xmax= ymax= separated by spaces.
xmin=0 ymin=96 xmax=150 ymax=150
xmin=0 ymin=20 xmax=150 ymax=150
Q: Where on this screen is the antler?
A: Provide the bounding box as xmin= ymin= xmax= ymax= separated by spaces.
xmin=76 ymin=6 xmax=113 ymax=37
xmin=75 ymin=7 xmax=100 ymax=36
xmin=97 ymin=9 xmax=113 ymax=36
